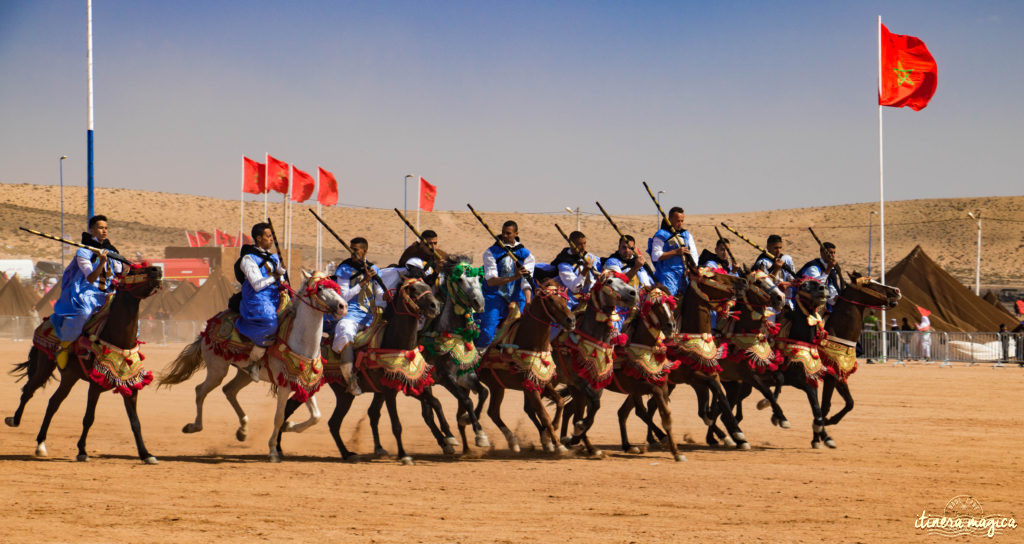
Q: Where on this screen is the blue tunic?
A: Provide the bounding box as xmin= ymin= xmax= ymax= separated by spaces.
xmin=476 ymin=244 xmax=532 ymax=348
xmin=50 ymin=248 xmax=116 ymax=342
xmin=649 ymin=228 xmax=694 ymax=296
xmin=235 ymin=253 xmax=282 ymax=347
xmin=332 ymin=260 xmax=382 ymax=330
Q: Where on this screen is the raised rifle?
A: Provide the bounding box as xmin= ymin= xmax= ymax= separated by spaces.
xmin=466 ymin=204 xmax=535 ymax=287
xmin=553 ymin=222 xmax=594 ymax=292
xmin=641 ymin=181 xmax=696 ymax=268
xmin=393 ymin=208 xmax=445 ymax=265
xmin=713 ymin=225 xmax=740 ymax=273
xmin=594 ymin=201 xmax=656 ymax=277
xmin=306 ymin=208 xmax=388 ymax=293
xmin=265 ymin=217 xmax=290 ymax=283
xmin=19 ymin=227 xmax=133 ymax=265
xmin=807 ymin=226 xmax=844 ymax=290
xmin=720 ymin=222 xmax=798 ymax=279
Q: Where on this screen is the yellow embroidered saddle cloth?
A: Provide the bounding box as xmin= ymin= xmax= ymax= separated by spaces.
xmin=554 ymin=329 xmax=615 ymax=389
xmin=723 ymin=331 xmax=780 ymax=373
xmin=75 ymin=332 xmax=153 ymax=396
xmin=480 ymin=317 xmax=557 ymax=392
xmin=200 ymin=309 xmax=254 ymax=362
xmin=775 ymin=337 xmax=826 ymax=386
xmin=33 ymin=293 xmax=115 ymax=359
xmin=350 ymin=317 xmax=434 ymax=397
xmin=421 ymin=331 xmax=480 ymax=375
xmin=614 ymin=336 xmax=680 ymax=386
xmin=265 ymin=310 xmax=324 ymax=402
xmin=321 ymin=316 xmax=387 ymax=383
xmin=667 ymin=332 xmax=724 ymax=374
xmin=818 ymin=337 xmax=858 ymax=383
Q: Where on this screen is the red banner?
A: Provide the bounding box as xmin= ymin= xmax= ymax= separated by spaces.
xmin=266 ymin=155 xmax=290 ymax=194
xmin=317 ymin=167 xmax=338 ymax=206
xmin=195 ymin=231 xmax=212 ymax=247
xmin=419 ymin=177 xmax=437 ymax=212
xmin=242 ymin=156 xmax=266 ymax=194
xmin=879 ymin=24 xmax=938 ymax=111
xmin=291 ymin=166 xmax=315 ymax=202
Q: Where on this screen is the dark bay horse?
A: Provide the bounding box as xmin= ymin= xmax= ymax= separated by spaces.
xmin=479 ymin=279 xmax=576 ymax=454
xmin=6 ymin=265 xmax=163 ymax=463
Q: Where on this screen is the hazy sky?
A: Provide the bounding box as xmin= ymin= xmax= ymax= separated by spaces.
xmin=1 ymin=1 xmax=1021 ymax=215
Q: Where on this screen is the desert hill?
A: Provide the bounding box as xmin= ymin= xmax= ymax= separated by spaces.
xmin=1 ymin=183 xmax=1022 ymax=286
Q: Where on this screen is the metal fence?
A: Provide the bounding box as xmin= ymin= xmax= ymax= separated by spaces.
xmin=859 ymin=331 xmax=1023 ymax=367
xmin=0 ymin=315 xmax=206 ymax=345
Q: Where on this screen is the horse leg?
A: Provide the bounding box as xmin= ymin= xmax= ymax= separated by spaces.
xmin=283 ymin=394 xmax=321 ymax=433
xmin=572 ymin=383 xmax=602 ymax=456
xmin=544 ymin=383 xmax=564 ymax=437
xmin=751 ymin=374 xmax=790 ymax=429
xmin=443 ymin=372 xmax=489 ymax=450
xmin=470 ymin=374 xmax=489 ymax=422
xmin=826 ymin=379 xmax=854 ymax=427
xmin=34 ymin=368 xmax=78 ymax=457
xmin=484 ymin=379 xmax=518 ymax=453
xmin=707 ymin=375 xmax=750 ymax=450
xmin=523 ymin=387 xmax=567 ymax=454
xmin=220 ymin=368 xmax=252 ymax=441
xmin=652 ymin=386 xmax=686 ymax=462
xmin=6 ymin=349 xmax=55 ymax=428
xmin=799 ymin=379 xmax=827 ymax=449
xmin=642 ymin=395 xmax=667 ymax=445
xmin=618 ymin=396 xmax=639 ymax=453
xmin=122 ymin=390 xmax=157 ymax=464
xmin=183 ymin=358 xmax=230 ymax=434
xmin=367 ymin=393 xmax=388 ymax=457
xmin=276 ymin=397 xmax=302 ymax=456
xmin=383 ymin=392 xmax=413 ymax=465
xmin=327 ymin=383 xmax=358 ymax=460
xmin=522 ymin=394 xmax=547 ymax=448
xmin=74 ymin=382 xmax=103 ymax=461
xmin=267 ymin=389 xmax=291 ymax=462
xmin=418 ymin=388 xmax=458 ymax=455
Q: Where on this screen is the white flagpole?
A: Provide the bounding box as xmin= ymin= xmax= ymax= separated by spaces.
xmin=878 ymin=15 xmax=888 ymax=362
xmin=316 ymin=167 xmax=323 ymax=271
xmin=286 ymin=165 xmax=292 ymax=272
xmin=263 ymin=152 xmax=269 ymax=219
xmin=416 ymin=175 xmax=421 ymax=231
xmin=240 ymin=155 xmax=245 ymax=249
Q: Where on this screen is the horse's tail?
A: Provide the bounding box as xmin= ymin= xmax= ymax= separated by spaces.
xmin=9 ymin=347 xmax=52 ymax=384
xmin=159 ymin=337 xmax=205 ymax=387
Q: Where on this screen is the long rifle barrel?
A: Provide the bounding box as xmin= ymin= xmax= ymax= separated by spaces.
xmin=641 ymin=181 xmax=696 ymax=268
xmin=393 ymin=208 xmax=442 ymax=262
xmin=720 ymin=222 xmax=797 ymax=278
xmin=306 ymin=208 xmax=388 ymax=292
xmin=595 ymin=201 xmax=656 ymax=276
xmin=713 ymin=225 xmax=738 ymax=271
xmin=466 ymin=204 xmax=535 ymax=287
xmin=19 ymin=227 xmax=133 ymax=265
xmin=265 ymin=217 xmax=290 ymax=283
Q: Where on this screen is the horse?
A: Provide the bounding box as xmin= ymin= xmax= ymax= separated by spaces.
xmin=551 ymin=270 xmax=637 ymax=455
xmin=160 ymin=270 xmax=347 ymax=462
xmin=303 ymin=276 xmax=441 ymax=464
xmin=479 ymin=279 xmax=576 ymax=454
xmin=6 ymin=265 xmax=163 ymax=463
xmin=814 ymin=272 xmax=901 ymax=446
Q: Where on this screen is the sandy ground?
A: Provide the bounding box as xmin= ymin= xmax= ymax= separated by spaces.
xmin=0 ymin=340 xmax=1021 ymax=543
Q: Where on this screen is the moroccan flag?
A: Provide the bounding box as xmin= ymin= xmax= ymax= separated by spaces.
xmin=317 ymin=167 xmax=338 ymax=206
xmin=879 ymin=23 xmax=937 ymax=111
xmin=419 ymin=177 xmax=437 ymax=212
xmin=242 ymin=156 xmax=266 ymax=194
xmin=266 ymin=155 xmax=290 ymax=194
xmin=185 ymin=230 xmax=199 ymax=247
xmin=291 ymin=166 xmax=315 ymax=202
xmin=195 ymin=231 xmax=212 ymax=247
xmin=238 ymin=232 xmax=253 ymax=246
xmin=214 ymin=229 xmax=236 ymax=246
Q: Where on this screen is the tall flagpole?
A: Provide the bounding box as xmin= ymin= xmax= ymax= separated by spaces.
xmin=878 ymin=15 xmax=888 ymax=362
xmin=286 ymin=165 xmax=292 ymax=272
xmin=263 ymin=152 xmax=269 ymax=219
xmin=86 ymin=0 xmax=95 ymax=218
xmin=416 ymin=175 xmax=421 ymax=231
xmin=239 ymin=155 xmax=244 ymax=248
xmin=316 ymin=167 xmax=323 ymax=271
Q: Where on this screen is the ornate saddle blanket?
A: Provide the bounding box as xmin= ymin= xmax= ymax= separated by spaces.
xmin=421 ymin=331 xmax=480 ymax=376
xmin=480 ymin=318 xmax=557 ymax=392
xmin=775 ymin=337 xmax=826 ymax=387
xmin=554 ymin=329 xmax=616 ymax=390
xmin=723 ymin=331 xmax=780 ymax=374
xmin=667 ymin=332 xmax=725 ymax=374
xmin=200 ymin=310 xmax=253 ymax=362
xmin=322 ymin=316 xmax=388 ymax=384
xmin=357 ymin=346 xmax=433 ymax=397
xmin=819 ymin=336 xmax=858 ymax=383
xmin=616 ymin=340 xmax=680 ymax=386
xmin=33 ymin=293 xmax=115 ymax=359
xmin=74 ymin=333 xmax=153 ymax=396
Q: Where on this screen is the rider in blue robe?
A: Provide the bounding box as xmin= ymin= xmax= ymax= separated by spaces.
xmin=648 ymin=206 xmax=698 ymax=297
xmin=798 ymin=241 xmax=841 ymax=311
xmin=476 ymin=220 xmax=535 ymax=349
xmin=234 ymin=222 xmax=286 ymax=379
xmin=601 ymin=234 xmax=652 ymax=332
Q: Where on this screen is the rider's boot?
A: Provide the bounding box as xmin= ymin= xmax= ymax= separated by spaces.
xmin=247 ymin=345 xmax=266 ymax=382
xmin=338 ymin=345 xmax=361 ymax=396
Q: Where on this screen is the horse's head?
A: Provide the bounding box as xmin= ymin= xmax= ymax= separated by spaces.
xmin=443 ymin=256 xmax=485 ymax=314
xmin=846 ymin=271 xmax=902 ymax=309
xmin=118 ymin=265 xmax=163 ymax=299
xmin=640 ymin=286 xmax=677 ymax=337
xmin=744 ymin=269 xmax=786 ymax=311
xmin=395 ymin=277 xmax=441 ymax=319
xmin=795 ymin=278 xmax=828 ymax=312
xmin=591 ymin=270 xmax=638 ymax=311
xmin=298 ymin=270 xmax=347 ymax=319
xmin=534 ymin=279 xmax=576 ymax=331
xmin=690 ymin=266 xmax=748 ymax=302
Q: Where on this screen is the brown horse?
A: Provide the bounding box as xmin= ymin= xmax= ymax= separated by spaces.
xmin=479 ymin=279 xmax=576 ymax=454
xmin=6 ymin=265 xmax=163 ymax=463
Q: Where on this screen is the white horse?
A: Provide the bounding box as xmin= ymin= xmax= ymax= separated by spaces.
xmin=160 ymin=270 xmax=347 ymax=462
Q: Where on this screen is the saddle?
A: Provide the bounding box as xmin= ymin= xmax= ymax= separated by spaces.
xmin=480 ymin=317 xmax=557 ymax=392
xmin=350 ymin=317 xmax=434 ymax=397
xmin=818 ymin=336 xmax=858 ymax=383
xmin=32 ymin=293 xmax=116 ymax=359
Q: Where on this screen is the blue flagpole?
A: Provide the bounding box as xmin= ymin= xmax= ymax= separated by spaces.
xmin=86 ymin=0 xmax=95 ymax=218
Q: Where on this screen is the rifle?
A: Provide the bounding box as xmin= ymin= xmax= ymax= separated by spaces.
xmin=594 ymin=201 xmax=656 ymax=277
xmin=466 ymin=204 xmax=535 ymax=287
xmin=807 ymin=226 xmax=844 ymax=289
xmin=19 ymin=227 xmax=133 ymax=265
xmin=265 ymin=217 xmax=290 ymax=284
xmin=641 ymin=181 xmax=696 ymax=268
xmin=553 ymin=222 xmax=594 ymax=292
xmin=713 ymin=225 xmax=739 ymax=272
xmin=306 ymin=208 xmax=388 ymax=293
xmin=719 ymin=222 xmax=798 ymax=278
xmin=393 ymin=208 xmax=444 ymax=265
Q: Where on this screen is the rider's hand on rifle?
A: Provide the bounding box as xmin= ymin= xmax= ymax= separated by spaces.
xmin=514 ymin=265 xmax=528 ymax=280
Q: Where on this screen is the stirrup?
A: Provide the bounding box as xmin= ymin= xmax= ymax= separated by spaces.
xmin=55 ymin=341 xmax=72 ymax=370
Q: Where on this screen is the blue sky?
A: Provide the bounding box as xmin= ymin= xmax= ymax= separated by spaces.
xmin=1 ymin=1 xmax=1021 ymax=214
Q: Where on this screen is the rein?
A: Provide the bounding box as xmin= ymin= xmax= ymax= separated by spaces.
xmin=391 ymin=278 xmax=432 ymax=318
xmin=525 ymin=285 xmax=567 ymax=326
xmin=284 ymin=275 xmax=341 ymax=314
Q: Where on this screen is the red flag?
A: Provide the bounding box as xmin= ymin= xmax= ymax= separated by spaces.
xmin=317 ymin=167 xmax=338 ymax=206
xmin=237 ymin=232 xmax=253 ymax=246
xmin=419 ymin=177 xmax=437 ymax=212
xmin=214 ymin=229 xmax=237 ymax=246
xmin=879 ymin=24 xmax=937 ymax=111
xmin=195 ymin=231 xmax=212 ymax=247
xmin=266 ymin=155 xmax=290 ymax=194
xmin=242 ymin=233 xmax=253 ymax=245
xmin=185 ymin=230 xmax=198 ymax=247
xmin=242 ymin=157 xmax=266 ymax=194
xmin=291 ymin=166 xmax=315 ymax=202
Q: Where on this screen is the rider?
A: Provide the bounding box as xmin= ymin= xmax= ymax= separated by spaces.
xmin=50 ymin=215 xmax=125 ymax=368
xmin=602 ymin=234 xmax=653 ymax=287
xmin=648 ymin=206 xmax=698 ymax=297
xmin=332 ymin=237 xmax=384 ymax=396
xmin=553 ymin=230 xmax=600 ymax=311
xmin=476 ymin=220 xmax=535 ymax=349
xmin=798 ymin=241 xmax=841 ymax=311
xmin=235 ymin=222 xmax=287 ymax=381
xmin=398 ymin=229 xmax=448 ymax=284
xmin=752 ymin=234 xmax=795 ymax=284
xmin=698 ymin=238 xmax=737 ymax=275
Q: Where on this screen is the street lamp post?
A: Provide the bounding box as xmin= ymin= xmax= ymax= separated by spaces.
xmin=564 ymin=206 xmax=580 ymax=231
xmin=59 ymin=155 xmax=68 ymax=269
xmin=403 ymin=174 xmax=413 ymax=248
xmin=867 ymin=210 xmax=877 ymax=276
xmin=968 ymin=211 xmax=982 ymax=295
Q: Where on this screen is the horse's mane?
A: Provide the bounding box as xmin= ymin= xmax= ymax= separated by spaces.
xmin=441 ymin=254 xmax=472 ymax=275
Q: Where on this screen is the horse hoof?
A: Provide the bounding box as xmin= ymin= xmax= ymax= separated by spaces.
xmin=235 ymin=428 xmax=247 ymax=442
xmin=739 ymin=442 xmax=751 ymax=451
xmin=592 ymin=449 xmax=604 ymax=458
xmin=442 ymin=444 xmax=456 ymax=456
xmin=542 ymin=441 xmax=556 ymax=453
xmin=674 ymin=453 xmax=688 ymax=462
xmin=475 ymin=433 xmax=491 ymax=448
xmin=143 ymin=456 xmax=159 ymax=465
xmin=4 ymin=416 xmax=18 ymax=427
xmin=511 ymin=443 xmax=521 ymax=454
xmin=182 ymin=423 xmax=201 ymax=434
xmin=723 ymin=436 xmax=736 ymax=447
xmin=374 ymin=448 xmax=389 ymax=458
xmin=557 ymin=444 xmax=569 ymax=454
xmin=780 ymin=420 xmax=791 ymax=429
xmin=269 ymin=453 xmax=282 ymax=463
xmin=400 ymin=456 xmax=415 ymax=466
xmin=701 ymin=416 xmax=712 ymax=426
xmin=825 ymin=439 xmax=837 ymax=449
xmin=627 ymin=446 xmax=641 ymax=454
xmin=444 ymin=436 xmax=460 ymax=447
xmin=811 ymin=442 xmax=823 ymax=450
xmin=76 ymin=454 xmax=88 ymax=462
xmin=756 ymin=399 xmax=770 ymax=410
xmin=732 ymin=432 xmax=747 ymax=442
xmin=34 ymin=443 xmax=47 ymax=457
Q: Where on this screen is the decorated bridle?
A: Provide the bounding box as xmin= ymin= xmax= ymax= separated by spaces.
xmin=836 ymin=276 xmax=899 ymax=310
xmin=525 ymin=282 xmax=570 ymax=326
xmin=112 ymin=265 xmax=161 ymax=299
xmin=288 ymin=272 xmax=343 ymax=314
xmin=444 ymin=262 xmax=484 ymax=317
xmin=587 ymin=271 xmax=632 ymax=325
xmin=390 ymin=277 xmax=435 ymax=318
xmin=638 ymin=287 xmax=677 ymax=341
xmin=689 ymin=267 xmax=740 ymax=321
